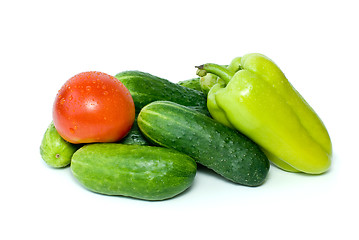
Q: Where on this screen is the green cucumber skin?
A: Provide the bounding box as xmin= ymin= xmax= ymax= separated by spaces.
xmin=138 ymin=101 xmax=270 ymax=186
xmin=71 ymin=144 xmax=197 ymax=200
xmin=114 ymin=71 xmax=207 ymax=113
xmin=120 ymin=116 xmax=151 ymax=146
xmin=178 ymin=78 xmax=202 ymax=92
xmin=40 ymin=122 xmax=80 ymax=168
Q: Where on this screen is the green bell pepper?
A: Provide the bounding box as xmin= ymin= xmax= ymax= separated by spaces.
xmin=196 ymin=53 xmax=332 ymax=174
xmin=199 ymin=62 xmax=240 ymax=96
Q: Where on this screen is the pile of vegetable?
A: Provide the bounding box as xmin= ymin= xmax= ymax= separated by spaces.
xmin=40 ymin=53 xmax=332 ymax=201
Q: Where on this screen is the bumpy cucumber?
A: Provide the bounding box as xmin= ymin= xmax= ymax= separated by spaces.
xmin=120 ymin=116 xmax=151 ymax=145
xmin=114 ymin=71 xmax=207 ymax=113
xmin=71 ymin=144 xmax=197 ymax=200
xmin=138 ymin=101 xmax=270 ymax=186
xmin=178 ymin=77 xmax=202 ymax=91
xmin=40 ymin=122 xmax=80 ymax=168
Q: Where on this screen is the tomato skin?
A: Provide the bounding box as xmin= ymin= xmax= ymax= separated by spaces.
xmin=53 ymin=71 xmax=135 ymax=144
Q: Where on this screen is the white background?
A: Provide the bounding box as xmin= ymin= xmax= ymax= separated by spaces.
xmin=1 ymin=0 xmax=358 ymax=239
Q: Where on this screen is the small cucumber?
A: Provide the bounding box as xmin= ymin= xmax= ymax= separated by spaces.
xmin=178 ymin=77 xmax=202 ymax=91
xmin=71 ymin=144 xmax=197 ymax=200
xmin=138 ymin=101 xmax=270 ymax=186
xmin=119 ymin=116 xmax=151 ymax=146
xmin=40 ymin=122 xmax=80 ymax=168
xmin=114 ymin=71 xmax=208 ymax=114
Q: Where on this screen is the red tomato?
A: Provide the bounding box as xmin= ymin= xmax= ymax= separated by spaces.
xmin=53 ymin=71 xmax=135 ymax=144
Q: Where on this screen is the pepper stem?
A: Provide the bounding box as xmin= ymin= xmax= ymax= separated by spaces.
xmin=195 ymin=63 xmax=234 ymax=84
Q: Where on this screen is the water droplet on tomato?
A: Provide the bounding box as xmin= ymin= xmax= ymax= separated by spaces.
xmin=103 ymin=91 xmax=108 ymax=95
xmin=86 ymin=86 xmax=91 ymax=91
xmin=102 ymin=85 xmax=106 ymax=90
xmin=69 ymin=95 xmax=73 ymax=101
xmin=60 ymin=98 xmax=66 ymax=104
xmin=69 ymin=128 xmax=75 ymax=134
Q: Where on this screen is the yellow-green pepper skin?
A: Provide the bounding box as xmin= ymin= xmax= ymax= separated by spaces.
xmin=200 ymin=65 xmax=230 ymax=96
xmin=196 ymin=53 xmax=332 ymax=174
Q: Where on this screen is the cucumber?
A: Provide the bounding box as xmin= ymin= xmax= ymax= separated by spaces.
xmin=114 ymin=71 xmax=207 ymax=114
xmin=119 ymin=116 xmax=151 ymax=146
xmin=178 ymin=77 xmax=202 ymax=91
xmin=137 ymin=101 xmax=270 ymax=186
xmin=71 ymin=143 xmax=197 ymax=200
xmin=40 ymin=122 xmax=80 ymax=168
